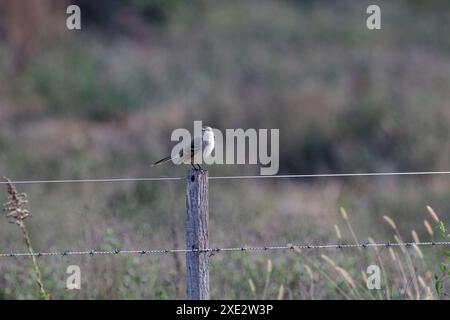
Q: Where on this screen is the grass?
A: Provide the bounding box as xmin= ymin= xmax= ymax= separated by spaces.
xmin=0 ymin=178 xmax=448 ymax=299
xmin=242 ymin=205 xmax=449 ymax=300
xmin=2 ymin=177 xmax=50 ymax=300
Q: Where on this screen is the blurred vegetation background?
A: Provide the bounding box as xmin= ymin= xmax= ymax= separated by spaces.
xmin=0 ymin=0 xmax=449 ymax=299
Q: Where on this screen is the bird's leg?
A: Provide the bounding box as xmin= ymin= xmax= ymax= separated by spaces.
xmin=191 ymin=163 xmax=198 ymax=171
xmin=197 ymin=164 xmax=206 ymax=173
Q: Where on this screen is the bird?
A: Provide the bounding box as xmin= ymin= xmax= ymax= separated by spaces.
xmin=153 ymin=126 xmax=215 ymax=171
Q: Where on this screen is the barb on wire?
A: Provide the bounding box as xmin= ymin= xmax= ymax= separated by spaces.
xmin=0 ymin=241 xmax=448 ymax=258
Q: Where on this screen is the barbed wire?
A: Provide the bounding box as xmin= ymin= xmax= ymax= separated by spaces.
xmin=1 ymin=174 xmax=448 ymax=258
xmin=1 ymin=170 xmax=450 ymax=185
xmin=0 ymin=241 xmax=448 ymax=258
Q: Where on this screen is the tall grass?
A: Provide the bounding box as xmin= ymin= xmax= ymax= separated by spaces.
xmin=1 ymin=176 xmax=448 ymax=299
xmin=2 ymin=177 xmax=50 ymax=300
xmin=283 ymin=206 xmax=449 ymax=300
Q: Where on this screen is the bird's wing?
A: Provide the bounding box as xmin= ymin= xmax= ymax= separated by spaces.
xmin=190 ymin=136 xmax=203 ymax=154
xmin=175 ymin=136 xmax=202 ymax=164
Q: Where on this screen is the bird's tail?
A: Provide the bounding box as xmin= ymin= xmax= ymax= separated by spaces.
xmin=152 ymin=156 xmax=173 ymax=167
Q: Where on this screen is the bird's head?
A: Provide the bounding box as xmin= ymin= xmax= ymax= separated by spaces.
xmin=202 ymin=126 xmax=214 ymax=140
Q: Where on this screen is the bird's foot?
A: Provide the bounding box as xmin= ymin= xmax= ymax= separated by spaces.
xmin=190 ymin=164 xmax=206 ymax=173
xmin=196 ymin=164 xmax=206 ymax=173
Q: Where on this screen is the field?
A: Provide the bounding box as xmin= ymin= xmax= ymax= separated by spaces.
xmin=0 ymin=0 xmax=449 ymax=299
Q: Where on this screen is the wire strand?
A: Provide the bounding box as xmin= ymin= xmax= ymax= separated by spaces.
xmin=0 ymin=177 xmax=182 ymax=185
xmin=1 ymin=170 xmax=450 ymax=185
xmin=1 ymin=241 xmax=448 ymax=258
xmin=209 ymin=171 xmax=450 ymax=180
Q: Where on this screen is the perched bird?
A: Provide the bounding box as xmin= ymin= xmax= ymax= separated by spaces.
xmin=153 ymin=126 xmax=215 ymax=171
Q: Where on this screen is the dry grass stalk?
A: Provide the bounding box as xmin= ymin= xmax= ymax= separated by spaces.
xmin=2 ymin=176 xmax=50 ymax=300
xmin=320 ymin=254 xmax=337 ymax=268
xmin=340 ymin=207 xmax=362 ymax=251
xmin=248 ymin=278 xmax=257 ymax=298
xmin=295 ymin=250 xmax=351 ymax=299
xmin=426 ymin=206 xmax=440 ymax=223
xmin=382 ymin=214 xmax=421 ymax=299
xmin=334 ymin=224 xmax=342 ymax=240
xmin=417 ymin=275 xmax=427 ymax=289
xmin=361 ymin=270 xmax=368 ymax=284
xmin=393 ymin=234 xmax=420 ymax=300
xmin=423 ymin=220 xmax=433 ymax=236
xmin=388 ymin=247 xmax=397 ymax=262
xmin=302 ymin=264 xmax=315 ymax=299
xmin=335 ymin=267 xmax=356 ymax=290
xmin=417 ymin=276 xmax=434 ymax=300
xmin=383 ymin=216 xmax=397 ymax=230
xmin=277 ymin=284 xmax=284 ymax=300
xmin=368 ymin=237 xmax=391 ymax=299
xmin=320 ymin=253 xmax=365 ymax=299
xmin=267 ymin=259 xmax=272 ymax=274
xmin=412 ymin=244 xmax=424 ymax=260
xmin=262 ymin=259 xmax=272 ymax=299
xmin=340 ymin=207 xmax=348 ymax=220
xmin=388 ymin=247 xmax=413 ymax=299
xmin=411 ymin=230 xmax=420 ymax=243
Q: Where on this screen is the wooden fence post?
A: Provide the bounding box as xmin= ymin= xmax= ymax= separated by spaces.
xmin=186 ymin=169 xmax=209 ymax=300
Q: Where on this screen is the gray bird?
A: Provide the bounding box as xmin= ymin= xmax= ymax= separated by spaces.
xmin=153 ymin=126 xmax=215 ymax=171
